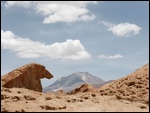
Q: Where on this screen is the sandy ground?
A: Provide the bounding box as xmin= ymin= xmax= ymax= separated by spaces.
xmin=1 ymin=87 xmax=149 ymax=112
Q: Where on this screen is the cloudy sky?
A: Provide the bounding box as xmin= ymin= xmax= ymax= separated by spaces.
xmin=1 ymin=1 xmax=149 ymax=88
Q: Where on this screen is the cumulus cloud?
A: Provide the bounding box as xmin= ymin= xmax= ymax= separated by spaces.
xmin=98 ymin=54 xmax=123 ymax=59
xmin=5 ymin=1 xmax=97 ymax=24
xmin=101 ymin=21 xmax=141 ymax=37
xmin=5 ymin=1 xmax=33 ymax=8
xmin=1 ymin=30 xmax=91 ymax=60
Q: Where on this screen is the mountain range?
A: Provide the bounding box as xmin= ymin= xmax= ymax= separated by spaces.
xmin=43 ymin=71 xmax=106 ymax=93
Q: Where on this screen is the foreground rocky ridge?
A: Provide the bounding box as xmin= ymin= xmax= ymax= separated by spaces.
xmin=98 ymin=63 xmax=149 ymax=104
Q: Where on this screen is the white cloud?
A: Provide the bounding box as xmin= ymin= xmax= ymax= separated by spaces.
xmin=98 ymin=54 xmax=123 ymax=59
xmin=109 ymin=23 xmax=141 ymax=37
xmin=101 ymin=21 xmax=141 ymax=37
xmin=101 ymin=21 xmax=114 ymax=27
xmin=5 ymin=1 xmax=33 ymax=8
xmin=1 ymin=30 xmax=91 ymax=60
xmin=5 ymin=1 xmax=97 ymax=24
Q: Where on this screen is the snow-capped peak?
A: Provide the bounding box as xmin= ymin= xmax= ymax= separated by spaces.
xmin=75 ymin=71 xmax=89 ymax=76
xmin=74 ymin=71 xmax=94 ymax=83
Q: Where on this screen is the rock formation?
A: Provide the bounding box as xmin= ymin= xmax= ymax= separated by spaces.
xmin=69 ymin=84 xmax=97 ymax=94
xmin=99 ymin=63 xmax=149 ymax=104
xmin=1 ymin=63 xmax=53 ymax=92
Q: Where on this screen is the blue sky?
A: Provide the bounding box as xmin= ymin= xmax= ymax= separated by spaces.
xmin=1 ymin=1 xmax=149 ymax=88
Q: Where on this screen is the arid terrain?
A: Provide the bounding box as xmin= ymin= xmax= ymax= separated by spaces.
xmin=1 ymin=63 xmax=149 ymax=112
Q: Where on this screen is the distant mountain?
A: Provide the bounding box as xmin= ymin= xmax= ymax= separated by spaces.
xmin=43 ymin=71 xmax=106 ymax=93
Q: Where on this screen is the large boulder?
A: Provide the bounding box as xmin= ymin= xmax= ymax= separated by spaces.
xmin=1 ymin=63 xmax=53 ymax=92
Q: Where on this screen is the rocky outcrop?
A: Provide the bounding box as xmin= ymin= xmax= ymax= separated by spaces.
xmin=1 ymin=63 xmax=53 ymax=92
xmin=69 ymin=84 xmax=97 ymax=94
xmin=99 ymin=63 xmax=149 ymax=104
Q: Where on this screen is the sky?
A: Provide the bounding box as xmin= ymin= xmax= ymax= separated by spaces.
xmin=1 ymin=1 xmax=149 ymax=88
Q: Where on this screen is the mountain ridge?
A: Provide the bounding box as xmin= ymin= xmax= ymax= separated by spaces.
xmin=43 ymin=71 xmax=105 ymax=93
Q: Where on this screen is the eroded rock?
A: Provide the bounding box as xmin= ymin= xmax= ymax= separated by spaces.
xmin=1 ymin=63 xmax=53 ymax=92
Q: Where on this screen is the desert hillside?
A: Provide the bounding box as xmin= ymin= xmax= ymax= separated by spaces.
xmin=98 ymin=63 xmax=149 ymax=104
xmin=1 ymin=63 xmax=149 ymax=112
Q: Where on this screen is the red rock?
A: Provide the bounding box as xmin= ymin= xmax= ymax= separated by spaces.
xmin=1 ymin=63 xmax=53 ymax=92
